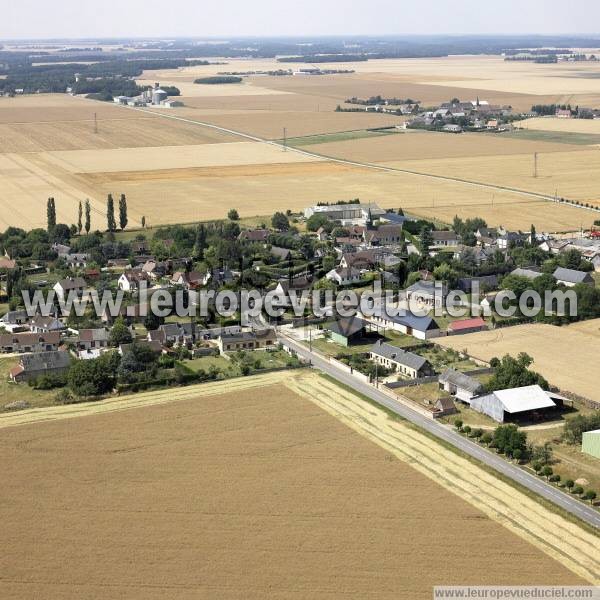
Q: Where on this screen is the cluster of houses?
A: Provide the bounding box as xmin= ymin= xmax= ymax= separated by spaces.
xmin=405 ymin=98 xmax=516 ymax=133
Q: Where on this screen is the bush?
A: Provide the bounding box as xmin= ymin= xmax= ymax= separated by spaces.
xmin=541 ymin=466 xmax=553 ymax=479
xmin=454 ymin=419 xmax=463 ymax=430
xmin=462 ymin=425 xmax=472 ymax=435
xmin=481 ymin=432 xmax=493 ymax=445
xmin=572 ymin=485 xmax=584 ymax=495
xmin=565 ymin=479 xmax=575 ymax=490
xmin=583 ymin=490 xmax=597 ymax=503
xmin=549 ymin=474 xmax=561 ymax=483
xmin=532 ymin=461 xmax=543 ymax=473
xmin=471 ymin=428 xmax=483 ymax=439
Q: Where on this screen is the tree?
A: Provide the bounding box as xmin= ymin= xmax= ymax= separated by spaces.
xmin=492 ymin=424 xmax=527 ymax=457
xmin=530 ymin=223 xmax=536 ymax=244
xmin=84 ymin=199 xmax=91 ymax=234
xmin=454 ymin=419 xmax=463 ymax=431
xmin=119 ymin=193 xmax=128 ymax=231
xmin=77 ymin=201 xmax=83 ymax=234
xmin=418 ymin=226 xmax=433 ymax=254
xmin=272 ymin=212 xmax=290 ymax=231
xmin=193 ymin=224 xmax=207 ymax=260
xmin=583 ymin=490 xmax=597 ymax=504
xmin=481 ymin=432 xmax=493 ymax=446
xmin=572 ymin=485 xmax=584 ymax=495
xmin=486 ymin=353 xmax=549 ymax=392
xmin=46 ymin=197 xmax=56 ymax=233
xmin=513 ymin=448 xmax=522 ymax=462
xmin=227 ymin=208 xmax=239 ymax=221
xmin=565 ymin=479 xmax=575 ymax=491
xmin=541 ymin=466 xmax=553 ymax=480
xmin=109 ymin=316 xmax=132 ymax=347
xmin=67 ymin=352 xmax=120 ymax=396
xmin=141 ymin=216 xmax=146 ymax=229
xmin=106 ymin=194 xmax=116 ymax=232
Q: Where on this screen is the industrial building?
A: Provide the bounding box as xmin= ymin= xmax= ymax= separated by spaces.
xmin=113 ymin=83 xmax=183 ymax=108
xmin=582 ymin=429 xmax=600 ymax=459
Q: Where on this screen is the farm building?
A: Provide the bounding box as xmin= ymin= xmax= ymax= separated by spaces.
xmin=434 ymin=396 xmax=457 ymax=417
xmin=326 ymin=317 xmax=367 ymax=346
xmin=326 ymin=267 xmax=362 ymax=286
xmin=447 ymin=317 xmax=487 ymax=335
xmin=9 ymin=350 xmax=71 ymax=383
xmin=582 ymin=430 xmax=600 ymax=459
xmin=438 ymin=369 xmax=484 ymax=403
xmin=369 ymin=340 xmax=433 ymax=379
xmin=470 ymin=385 xmax=566 ymax=423
xmin=303 ymin=203 xmax=386 ymax=226
xmin=552 ymin=267 xmax=595 ymax=287
xmin=509 ymin=267 xmax=542 ymax=280
xmin=367 ymin=309 xmax=441 ymax=340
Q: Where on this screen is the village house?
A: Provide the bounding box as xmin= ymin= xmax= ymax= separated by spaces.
xmin=77 ymin=328 xmax=109 ymax=351
xmin=118 ymin=270 xmax=149 ymax=292
xmin=339 ymin=248 xmax=392 ymax=270
xmin=552 ymin=267 xmax=595 ymax=287
xmin=510 ymin=267 xmax=543 ymax=280
xmin=0 ymin=309 xmax=29 ymax=329
xmin=497 ymin=231 xmax=527 ymax=249
xmin=9 ymin=350 xmax=71 ymax=383
xmin=0 ymin=331 xmax=60 ymax=353
xmin=431 ymin=230 xmax=460 ymax=247
xmin=53 ymin=277 xmax=86 ymax=302
xmin=29 ymin=315 xmax=65 ymax=334
xmin=326 ymin=267 xmax=362 ymax=286
xmin=151 ymin=322 xmax=197 ymax=347
xmin=270 ymin=246 xmax=292 ymax=261
xmin=369 ymin=340 xmax=433 ymax=379
xmin=64 ymin=253 xmax=89 ymax=269
xmin=363 ymin=224 xmax=403 ymax=246
xmin=367 ymin=309 xmax=441 ymax=340
xmin=438 ymin=368 xmax=484 ymax=403
xmin=51 ymin=243 xmax=71 ymax=257
xmin=238 ymin=229 xmax=270 ymax=243
xmin=405 ymin=280 xmax=448 ymax=309
xmin=217 ymin=329 xmax=277 ymax=353
xmin=170 ymin=271 xmax=206 ymax=289
xmin=326 ymin=317 xmax=367 ymax=346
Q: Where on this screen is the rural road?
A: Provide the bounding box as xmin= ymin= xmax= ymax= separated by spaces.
xmin=279 ymin=332 xmax=600 ymax=530
xmin=125 ymin=103 xmax=599 ymax=213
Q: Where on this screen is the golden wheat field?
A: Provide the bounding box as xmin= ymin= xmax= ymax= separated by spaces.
xmin=0 ymin=371 xmax=595 ymax=599
xmin=520 ymin=117 xmax=600 ymax=135
xmin=383 ymin=148 xmax=600 ymax=207
xmin=435 ymin=320 xmax=600 ymax=402
xmin=2 ymin=55 xmax=600 ymax=230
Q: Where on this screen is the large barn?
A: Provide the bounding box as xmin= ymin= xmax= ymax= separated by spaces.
xmin=470 ymin=385 xmax=566 ymax=423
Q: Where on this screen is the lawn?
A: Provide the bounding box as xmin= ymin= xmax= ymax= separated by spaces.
xmin=0 ymin=357 xmax=57 ymax=411
xmin=182 ymin=355 xmax=234 ymax=373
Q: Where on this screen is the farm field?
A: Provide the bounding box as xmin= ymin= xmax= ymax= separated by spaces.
xmin=0 ymin=370 xmax=596 ymax=599
xmin=520 ymin=117 xmax=600 ymax=135
xmin=2 ymin=55 xmax=600 ymax=230
xmin=382 ymin=148 xmax=600 ymax=207
xmin=435 ymin=320 xmax=600 ymax=402
xmin=308 ymin=129 xmax=583 ymax=162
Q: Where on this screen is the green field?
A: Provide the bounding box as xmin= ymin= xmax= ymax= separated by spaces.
xmin=494 ymin=129 xmax=600 ymax=146
xmin=284 ymin=127 xmax=401 ymax=147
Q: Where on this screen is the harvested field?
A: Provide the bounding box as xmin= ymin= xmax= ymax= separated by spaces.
xmin=44 ymin=141 xmax=321 ymax=173
xmin=0 ymin=93 xmax=127 ymax=123
xmin=383 ymin=148 xmax=600 ymax=206
xmin=520 ymin=117 xmax=600 ymax=135
xmin=152 ymin=107 xmax=406 ymax=139
xmin=0 ymin=116 xmax=238 ymax=153
xmin=435 ymin=320 xmax=600 ymax=402
xmin=310 ymin=129 xmax=582 ymax=162
xmin=0 ymin=370 xmax=594 ymax=599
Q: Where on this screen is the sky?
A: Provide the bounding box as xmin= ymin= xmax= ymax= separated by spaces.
xmin=2 ymin=0 xmax=600 ymax=40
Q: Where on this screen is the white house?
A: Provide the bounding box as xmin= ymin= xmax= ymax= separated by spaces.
xmin=326 ymin=267 xmax=362 ymax=286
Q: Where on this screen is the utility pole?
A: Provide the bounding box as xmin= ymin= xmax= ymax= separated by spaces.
xmin=533 ymin=152 xmax=538 ymax=178
xmin=93 ymin=112 xmax=98 ymax=134
xmin=283 ymin=127 xmax=287 ymax=151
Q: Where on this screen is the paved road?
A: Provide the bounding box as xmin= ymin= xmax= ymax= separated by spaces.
xmin=280 ymin=333 xmax=600 ymax=529
xmin=125 ymin=104 xmax=597 ymax=213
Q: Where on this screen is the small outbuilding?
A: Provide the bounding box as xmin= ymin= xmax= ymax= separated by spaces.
xmin=447 ymin=317 xmax=487 ymax=336
xmin=438 ymin=368 xmax=484 ymax=403
xmin=327 ymin=317 xmax=367 ymax=347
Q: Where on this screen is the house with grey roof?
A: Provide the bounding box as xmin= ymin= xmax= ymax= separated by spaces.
xmin=77 ymin=328 xmax=109 ymax=351
xmin=439 ymin=368 xmax=484 ymax=403
xmin=53 ymin=277 xmax=86 ymax=302
xmin=509 ymin=267 xmax=542 ymax=280
xmin=405 ymin=280 xmax=448 ymax=308
xmin=29 ymin=315 xmax=65 ymax=334
xmin=9 ymin=350 xmax=71 ymax=383
xmin=217 ymin=329 xmax=277 ymax=353
xmin=370 ymin=341 xmax=433 ymax=379
xmin=552 ymin=267 xmax=595 ymax=287
xmin=366 ymin=309 xmax=441 ymax=340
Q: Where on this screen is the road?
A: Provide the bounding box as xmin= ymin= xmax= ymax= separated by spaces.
xmin=280 ymin=332 xmax=600 ymax=529
xmin=122 ymin=103 xmax=600 ymax=215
